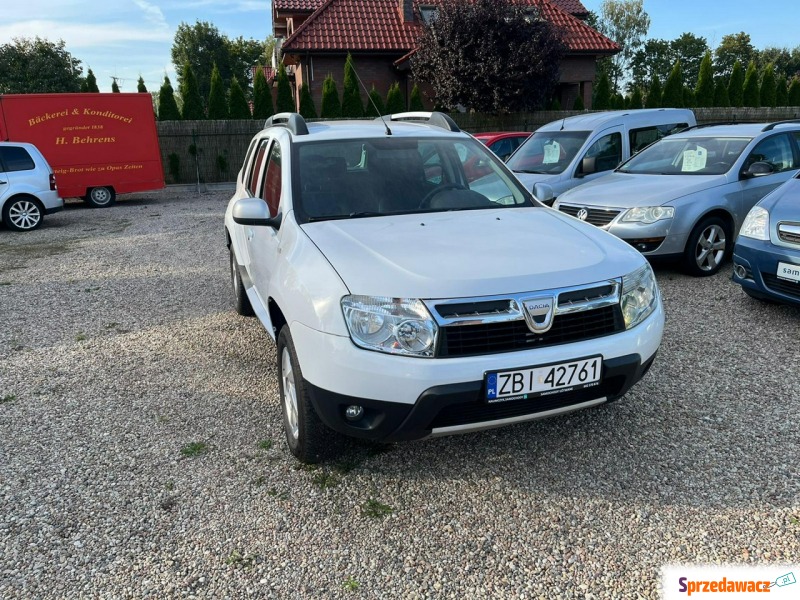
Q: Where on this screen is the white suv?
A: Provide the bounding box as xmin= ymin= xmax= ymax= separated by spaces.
xmin=225 ymin=112 xmax=664 ymax=463
xmin=0 ymin=142 xmax=63 ymax=232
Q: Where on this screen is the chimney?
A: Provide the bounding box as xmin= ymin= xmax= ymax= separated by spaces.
xmin=399 ymin=0 xmax=414 ymax=22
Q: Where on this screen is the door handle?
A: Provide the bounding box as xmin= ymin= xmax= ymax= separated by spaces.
xmin=246 ymin=228 xmax=254 ymax=242
xmin=0 ymin=181 xmax=7 ymax=185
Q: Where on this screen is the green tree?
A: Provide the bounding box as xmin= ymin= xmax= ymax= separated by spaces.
xmin=409 ymin=83 xmax=425 ymax=111
xmin=111 ymin=79 xmax=120 ymax=93
xmin=789 ymin=77 xmax=800 ymax=105
xmin=594 ymin=0 xmax=651 ymax=90
xmin=85 ymin=68 xmax=99 ymax=93
xmin=671 ymin=33 xmax=709 ymax=87
xmin=661 ymin=60 xmax=684 ymax=107
xmin=573 ymin=94 xmax=585 ymax=110
xmin=645 ymin=74 xmax=662 ymax=108
xmin=630 ymin=38 xmax=672 ymax=91
xmin=366 ymin=84 xmax=385 ymax=116
xmin=592 ymin=71 xmax=612 ymax=109
xmin=775 ymin=74 xmax=788 ymax=107
xmin=759 ymin=63 xmax=777 ymax=108
xmin=137 ymin=76 xmax=147 ymax=93
xmin=157 ymin=75 xmax=181 ymax=121
xmin=180 ymin=62 xmax=205 ymax=119
xmin=714 ymin=32 xmax=755 ymax=78
xmin=320 ymin=74 xmax=342 ymax=118
xmin=275 ymin=63 xmax=294 ymax=113
xmin=742 ymin=60 xmax=760 ymax=107
xmin=727 ymin=60 xmax=744 ymax=107
xmin=0 ymin=37 xmax=83 ymax=93
xmin=629 ymin=87 xmax=643 ymax=109
xmin=228 ymin=76 xmax=250 ymax=119
xmin=341 ymin=54 xmax=364 ymax=117
xmin=610 ymin=92 xmax=625 ymax=109
xmin=713 ymin=78 xmax=730 ymax=107
xmin=385 ymin=82 xmax=405 ymax=114
xmin=298 ymin=84 xmax=317 ymax=119
xmin=683 ymin=86 xmax=695 ymax=108
xmin=694 ymin=51 xmax=715 ymax=107
xmin=252 ymin=67 xmax=273 ymax=120
xmin=413 ymin=0 xmax=565 ymax=112
xmin=207 ymin=63 xmax=228 ymax=119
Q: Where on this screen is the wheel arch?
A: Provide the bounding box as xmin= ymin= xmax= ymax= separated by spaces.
xmin=268 ymin=297 xmax=288 ymax=339
xmin=691 ymin=207 xmax=736 ymax=239
xmin=3 ymin=193 xmax=45 ymax=212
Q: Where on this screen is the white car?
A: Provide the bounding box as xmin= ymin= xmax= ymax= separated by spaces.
xmin=0 ymin=141 xmax=63 ymax=232
xmin=225 ymin=112 xmax=664 ymax=463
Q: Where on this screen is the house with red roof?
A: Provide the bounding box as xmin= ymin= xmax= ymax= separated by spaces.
xmin=271 ymin=0 xmax=618 ymax=112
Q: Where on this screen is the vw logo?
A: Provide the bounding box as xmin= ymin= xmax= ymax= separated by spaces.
xmin=576 ymin=208 xmax=589 ymax=221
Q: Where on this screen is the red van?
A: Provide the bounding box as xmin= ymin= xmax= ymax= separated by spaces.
xmin=0 ymin=93 xmax=164 ymax=207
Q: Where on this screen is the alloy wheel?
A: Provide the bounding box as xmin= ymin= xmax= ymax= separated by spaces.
xmin=8 ymin=200 xmax=41 ymax=230
xmin=694 ymin=224 xmax=726 ymax=272
xmin=281 ymin=347 xmax=300 ymax=441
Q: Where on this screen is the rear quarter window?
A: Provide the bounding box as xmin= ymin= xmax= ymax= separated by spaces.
xmin=0 ymin=146 xmax=35 ymax=172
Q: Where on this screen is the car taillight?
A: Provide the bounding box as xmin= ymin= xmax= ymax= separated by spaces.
xmin=49 ymin=173 xmax=57 ymax=191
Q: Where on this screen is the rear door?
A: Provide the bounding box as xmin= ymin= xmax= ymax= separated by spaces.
xmin=0 ymin=146 xmax=38 ymax=204
xmin=247 ymin=137 xmax=284 ymax=293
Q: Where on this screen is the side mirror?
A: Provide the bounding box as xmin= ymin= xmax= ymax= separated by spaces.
xmin=742 ymin=161 xmax=774 ymax=179
xmin=533 ymin=183 xmax=555 ymax=206
xmin=577 ymin=156 xmax=597 ymax=178
xmin=232 ymin=198 xmax=281 ymax=228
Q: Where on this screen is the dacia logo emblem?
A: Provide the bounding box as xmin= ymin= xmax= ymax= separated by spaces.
xmin=521 ymin=296 xmax=556 ymax=334
xmin=576 ymin=208 xmax=589 ymax=221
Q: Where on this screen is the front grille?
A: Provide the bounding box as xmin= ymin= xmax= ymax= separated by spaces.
xmin=762 ymin=272 xmax=800 ymax=299
xmin=559 ymin=204 xmax=622 ymax=227
xmin=437 ymin=305 xmax=624 ymax=358
xmin=428 ymin=375 xmax=625 ymax=429
xmin=434 ymin=299 xmax=515 ymax=319
xmin=778 ymin=224 xmax=800 ymax=245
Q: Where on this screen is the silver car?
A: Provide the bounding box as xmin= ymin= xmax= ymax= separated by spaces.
xmin=553 ymin=122 xmax=800 ymax=276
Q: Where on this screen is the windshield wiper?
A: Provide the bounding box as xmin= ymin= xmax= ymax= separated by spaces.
xmin=514 ymin=169 xmax=549 ymax=174
xmin=307 ymin=211 xmax=384 ymax=222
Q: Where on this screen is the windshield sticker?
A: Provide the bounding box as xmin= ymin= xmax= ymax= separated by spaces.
xmin=543 ymin=141 xmax=561 ymax=164
xmin=682 ymin=146 xmax=707 ymax=172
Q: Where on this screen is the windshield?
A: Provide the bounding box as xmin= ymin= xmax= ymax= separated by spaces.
xmin=506 ymin=131 xmax=590 ymax=174
xmin=294 ymin=137 xmax=533 ymax=221
xmin=618 ymin=136 xmax=751 ymax=175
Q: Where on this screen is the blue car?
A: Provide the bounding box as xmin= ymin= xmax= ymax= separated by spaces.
xmin=733 ymin=173 xmax=800 ymax=306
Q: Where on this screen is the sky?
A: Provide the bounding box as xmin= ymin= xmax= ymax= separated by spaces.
xmin=0 ymin=1 xmax=798 ymax=93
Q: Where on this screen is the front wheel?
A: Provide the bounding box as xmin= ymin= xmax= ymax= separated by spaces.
xmin=86 ymin=186 xmax=116 ymax=208
xmin=2 ymin=196 xmax=44 ymax=231
xmin=277 ymin=325 xmax=343 ymax=464
xmin=682 ymin=216 xmax=730 ymax=277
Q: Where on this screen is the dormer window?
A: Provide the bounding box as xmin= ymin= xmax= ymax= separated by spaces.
xmin=420 ymin=5 xmax=438 ymax=24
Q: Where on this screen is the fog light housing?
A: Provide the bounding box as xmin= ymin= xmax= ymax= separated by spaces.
xmin=345 ymin=405 xmax=364 ymax=421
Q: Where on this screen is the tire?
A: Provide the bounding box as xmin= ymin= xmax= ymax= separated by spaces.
xmin=277 ymin=325 xmax=344 ymax=464
xmin=86 ymin=186 xmax=116 ymax=208
xmin=2 ymin=196 xmax=44 ymax=232
xmin=229 ymin=246 xmax=254 ymax=316
xmin=682 ymin=216 xmax=731 ymax=277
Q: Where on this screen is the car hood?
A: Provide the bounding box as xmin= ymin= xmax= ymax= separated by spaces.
xmin=301 ymin=208 xmax=644 ymax=298
xmin=512 ymin=171 xmax=559 ymax=191
xmin=556 ymin=172 xmax=729 ymax=208
xmin=759 ymin=177 xmax=800 ymax=224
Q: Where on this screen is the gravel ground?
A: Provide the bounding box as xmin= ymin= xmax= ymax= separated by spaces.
xmin=1 ymin=190 xmax=799 ymax=599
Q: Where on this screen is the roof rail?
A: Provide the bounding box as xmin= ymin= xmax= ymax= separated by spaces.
xmin=762 ymin=118 xmax=800 ymax=132
xmin=378 ymin=111 xmax=461 ymax=132
xmin=264 ymin=112 xmax=309 ymax=135
xmin=678 ymin=121 xmax=739 ymax=133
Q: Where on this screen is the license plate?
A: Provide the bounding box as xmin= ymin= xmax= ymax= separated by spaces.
xmin=485 ymin=356 xmax=602 ymax=403
xmin=777 ymin=261 xmax=800 ymax=283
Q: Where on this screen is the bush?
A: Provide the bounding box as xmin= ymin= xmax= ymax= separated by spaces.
xmin=320 ymin=74 xmax=342 ymax=118
xmin=713 ymin=78 xmax=730 ymax=107
xmin=409 ymin=84 xmax=425 ymax=111
xmin=298 ymin=84 xmax=317 ymax=119
xmin=742 ymin=61 xmax=760 ymax=108
xmin=694 ymin=51 xmax=714 ymax=108
xmin=776 ymin=74 xmax=788 ymax=107
xmin=180 ymin=63 xmax=205 ymax=120
xmin=759 ymin=63 xmax=777 ymax=108
xmin=158 ymin=76 xmax=181 ymax=121
xmin=366 ymin=84 xmax=386 ymax=116
xmin=661 ymin=61 xmax=683 ymax=107
xmin=341 ymin=54 xmax=364 ymax=117
xmin=168 ymin=153 xmax=181 ymax=182
xmin=276 ymin=63 xmax=295 ymax=113
xmin=629 ymin=87 xmax=643 ymax=109
xmin=592 ymin=72 xmax=611 ymax=109
xmin=228 ymin=76 xmax=251 ymax=119
xmin=385 ymin=82 xmax=405 ymax=114
xmin=253 ymin=67 xmax=274 ymax=120
xmin=727 ymin=61 xmax=744 ymax=107
xmin=207 ymin=63 xmax=228 ymax=119
xmin=645 ymin=75 xmax=662 ymax=108
xmin=572 ymin=94 xmax=585 ymax=110
xmin=789 ymin=77 xmax=800 ymax=105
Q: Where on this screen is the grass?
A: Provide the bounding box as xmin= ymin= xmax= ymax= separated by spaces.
xmin=257 ymin=439 xmax=273 ymax=451
xmin=164 ymin=480 xmax=175 ymax=491
xmin=0 ymin=281 xmax=11 ymax=286
xmin=225 ymin=550 xmax=255 ymax=568
xmin=75 ymin=332 xmax=87 ymax=342
xmin=790 ymin=516 xmax=799 ymax=526
xmin=361 ymin=498 xmax=393 ymax=519
xmin=312 ymin=471 xmax=340 ymax=490
xmin=1 ymin=394 xmax=16 ymax=404
xmin=266 ymin=488 xmax=289 ymax=500
xmin=180 ymin=441 xmax=208 ymax=458
xmin=342 ymin=576 xmax=360 ymax=592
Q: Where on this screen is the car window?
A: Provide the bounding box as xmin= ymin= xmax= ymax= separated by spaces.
xmin=247 ymin=140 xmax=269 ymax=197
xmin=629 ymin=123 xmax=688 ymax=154
xmin=618 ymin=136 xmax=751 ymax=175
xmin=578 ymin=132 xmax=622 ymax=175
xmin=506 ymin=131 xmax=590 ymax=174
xmin=453 ymin=141 xmax=520 ymax=204
xmin=743 ymin=133 xmax=798 ymax=173
xmin=0 ymin=146 xmax=35 ymax=172
xmin=260 ymin=141 xmax=282 ymax=217
xmin=489 ymin=138 xmax=514 ymax=159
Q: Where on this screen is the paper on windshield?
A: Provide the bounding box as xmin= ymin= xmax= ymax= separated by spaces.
xmin=682 ymin=146 xmax=707 ymax=172
xmin=543 ymin=141 xmax=561 ymax=164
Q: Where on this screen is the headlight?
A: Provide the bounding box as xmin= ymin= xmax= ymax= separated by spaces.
xmin=341 ymin=296 xmax=438 ymax=357
xmin=739 ymin=206 xmax=769 ymax=240
xmin=621 ymin=206 xmax=674 ymax=224
xmin=621 ymin=264 xmax=659 ymax=329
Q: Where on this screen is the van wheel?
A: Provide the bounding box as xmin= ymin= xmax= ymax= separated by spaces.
xmin=86 ymin=186 xmax=116 ymax=208
xmin=682 ymin=216 xmax=730 ymax=277
xmin=277 ymin=325 xmax=343 ymax=464
xmin=229 ymin=246 xmax=254 ymax=316
xmin=2 ymin=196 xmax=44 ymax=231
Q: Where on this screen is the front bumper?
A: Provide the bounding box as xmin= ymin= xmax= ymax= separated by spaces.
xmin=732 ymin=237 xmax=800 ymax=307
xmin=607 ymin=219 xmax=688 ymax=258
xmin=306 ymin=352 xmax=657 ymax=442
